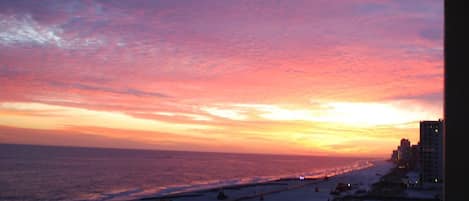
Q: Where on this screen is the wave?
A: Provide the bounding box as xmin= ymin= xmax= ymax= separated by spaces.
xmin=93 ymin=159 xmax=375 ymax=201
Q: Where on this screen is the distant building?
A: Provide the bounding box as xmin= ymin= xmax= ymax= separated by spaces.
xmin=419 ymin=120 xmax=444 ymax=183
xmin=410 ymin=143 xmax=420 ymax=170
xmin=391 ymin=150 xmax=398 ymax=162
xmin=401 ymin=138 xmax=411 ymax=147
xmin=398 ymin=138 xmax=412 ymax=163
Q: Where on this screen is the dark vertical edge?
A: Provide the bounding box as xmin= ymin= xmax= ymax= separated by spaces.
xmin=443 ymin=0 xmax=447 ymax=200
xmin=444 ymin=0 xmax=468 ymax=201
xmin=443 ymin=1 xmax=447 ymax=200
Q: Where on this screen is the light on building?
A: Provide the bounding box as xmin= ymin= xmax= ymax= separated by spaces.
xmin=435 ymin=129 xmax=438 ymax=133
xmin=434 ymin=178 xmax=438 ymax=183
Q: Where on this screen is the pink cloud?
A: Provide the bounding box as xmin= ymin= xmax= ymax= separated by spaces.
xmin=0 ymin=0 xmax=443 ymax=156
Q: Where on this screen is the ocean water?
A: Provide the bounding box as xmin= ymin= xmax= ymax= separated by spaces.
xmin=0 ymin=144 xmax=376 ymax=201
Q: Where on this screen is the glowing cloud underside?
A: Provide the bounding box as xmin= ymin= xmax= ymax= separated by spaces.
xmin=0 ymin=102 xmax=213 ymax=132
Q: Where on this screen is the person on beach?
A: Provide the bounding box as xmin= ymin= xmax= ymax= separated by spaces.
xmin=217 ymin=189 xmax=228 ymax=200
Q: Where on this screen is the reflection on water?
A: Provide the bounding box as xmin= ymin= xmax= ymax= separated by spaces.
xmin=0 ymin=144 xmax=374 ymax=201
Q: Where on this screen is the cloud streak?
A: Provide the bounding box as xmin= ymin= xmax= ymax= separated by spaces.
xmin=48 ymin=81 xmax=170 ymax=98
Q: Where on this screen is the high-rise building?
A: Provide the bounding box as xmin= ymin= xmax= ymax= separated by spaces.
xmin=419 ymin=119 xmax=444 ymax=183
xmin=410 ymin=143 xmax=420 ymax=170
xmin=398 ymin=138 xmax=411 ymax=162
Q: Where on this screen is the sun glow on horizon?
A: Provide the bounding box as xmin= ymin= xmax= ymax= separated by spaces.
xmin=203 ymin=101 xmax=438 ymax=127
xmin=0 ymin=99 xmax=440 ymax=157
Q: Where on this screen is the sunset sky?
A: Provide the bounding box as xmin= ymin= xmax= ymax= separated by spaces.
xmin=0 ymin=0 xmax=443 ymax=157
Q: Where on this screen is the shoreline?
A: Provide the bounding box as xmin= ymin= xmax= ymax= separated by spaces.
xmin=135 ymin=159 xmax=443 ymax=201
xmin=136 ymin=177 xmax=320 ymax=201
xmin=135 ymin=160 xmax=382 ymax=201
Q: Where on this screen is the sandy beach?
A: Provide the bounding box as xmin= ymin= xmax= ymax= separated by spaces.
xmin=138 ymin=160 xmax=394 ymax=201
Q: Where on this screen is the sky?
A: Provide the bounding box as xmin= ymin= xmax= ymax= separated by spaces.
xmin=0 ymin=0 xmax=443 ymax=158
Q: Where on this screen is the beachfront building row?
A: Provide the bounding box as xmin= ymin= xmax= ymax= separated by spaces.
xmin=389 ymin=119 xmax=444 ymax=184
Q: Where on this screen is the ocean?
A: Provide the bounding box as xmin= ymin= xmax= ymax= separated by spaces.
xmin=0 ymin=144 xmax=376 ymax=201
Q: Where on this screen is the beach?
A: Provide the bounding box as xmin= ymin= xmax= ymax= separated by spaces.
xmin=138 ymin=160 xmax=394 ymax=201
